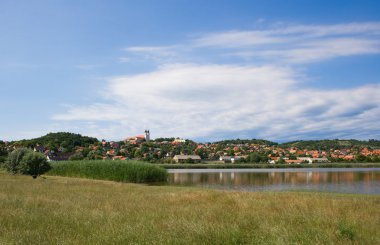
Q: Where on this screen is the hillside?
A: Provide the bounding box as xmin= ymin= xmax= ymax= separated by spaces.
xmin=280 ymin=139 xmax=380 ymax=150
xmin=213 ymin=139 xmax=278 ymax=146
xmin=13 ymin=132 xmax=99 ymax=153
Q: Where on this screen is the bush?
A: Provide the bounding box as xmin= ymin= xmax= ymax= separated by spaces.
xmin=20 ymin=152 xmax=51 ymax=178
xmin=48 ymin=160 xmax=168 ymax=183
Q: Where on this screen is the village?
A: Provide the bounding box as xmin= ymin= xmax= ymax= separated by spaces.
xmin=2 ymin=131 xmax=379 ymax=164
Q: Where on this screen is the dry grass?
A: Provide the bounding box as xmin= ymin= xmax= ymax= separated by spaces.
xmin=0 ymin=172 xmax=379 ymax=244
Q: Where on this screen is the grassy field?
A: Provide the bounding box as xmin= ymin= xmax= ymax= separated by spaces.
xmin=157 ymin=162 xmax=380 ymax=169
xmin=0 ymin=172 xmax=379 ymax=244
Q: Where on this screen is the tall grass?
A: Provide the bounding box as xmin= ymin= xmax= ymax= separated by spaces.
xmin=0 ymin=173 xmax=379 ymax=244
xmin=47 ymin=160 xmax=168 ymax=183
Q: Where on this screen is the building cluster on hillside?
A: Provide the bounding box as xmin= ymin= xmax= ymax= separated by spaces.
xmin=2 ymin=131 xmax=380 ymax=164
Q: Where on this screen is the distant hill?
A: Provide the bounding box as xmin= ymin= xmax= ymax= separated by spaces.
xmin=14 ymin=132 xmax=99 ymax=152
xmin=280 ymin=139 xmax=380 ymax=150
xmin=213 ymin=139 xmax=278 ymax=146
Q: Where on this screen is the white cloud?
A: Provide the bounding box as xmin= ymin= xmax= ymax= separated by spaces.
xmin=122 ymin=22 xmax=380 ymax=64
xmin=51 ymin=22 xmax=380 ymax=141
xmin=193 ymin=30 xmax=283 ymax=48
xmin=52 ymin=64 xmax=380 ymax=141
xmin=123 ymin=45 xmax=180 ymax=62
xmin=276 ymin=22 xmax=380 ymax=37
xmin=257 ymin=38 xmax=380 ymax=63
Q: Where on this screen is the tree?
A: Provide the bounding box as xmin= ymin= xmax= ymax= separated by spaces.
xmin=277 ymin=157 xmax=286 ymax=164
xmin=355 ymin=154 xmax=367 ymax=162
xmin=372 ymin=155 xmax=380 ymax=163
xmin=289 ymin=155 xmax=297 ymax=160
xmin=5 ymin=148 xmax=51 ymax=178
xmin=20 ymin=152 xmax=51 ymax=178
xmin=0 ymin=141 xmax=8 ymax=165
xmin=248 ymin=152 xmax=261 ymax=163
xmin=69 ymin=152 xmax=84 ymax=161
xmin=185 ymin=158 xmax=194 ymax=164
xmin=5 ymin=148 xmax=31 ymax=174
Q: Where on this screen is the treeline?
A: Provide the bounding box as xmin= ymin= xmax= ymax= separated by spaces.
xmin=280 ymin=139 xmax=380 ymax=150
xmin=214 ymin=139 xmax=278 ymax=146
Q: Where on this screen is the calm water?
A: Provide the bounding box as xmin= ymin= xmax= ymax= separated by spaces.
xmin=168 ymin=168 xmax=380 ymax=194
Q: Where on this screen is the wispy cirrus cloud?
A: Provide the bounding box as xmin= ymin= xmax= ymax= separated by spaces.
xmin=120 ymin=45 xmax=180 ymax=63
xmin=123 ymin=22 xmax=380 ymax=64
xmin=253 ymin=38 xmax=380 ymax=63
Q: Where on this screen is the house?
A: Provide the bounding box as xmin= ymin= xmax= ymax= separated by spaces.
xmin=219 ymin=156 xmax=242 ymax=163
xmin=125 ymin=135 xmax=146 ymax=144
xmin=311 ymin=157 xmax=329 ymax=163
xmin=106 ymin=149 xmax=116 ymax=156
xmin=268 ymin=157 xmax=279 ymax=164
xmin=124 ymin=130 xmax=150 ymax=144
xmin=46 ymin=152 xmax=71 ymax=162
xmin=172 ymin=138 xmax=186 ymax=144
xmin=297 ymin=157 xmax=313 ymax=164
xmin=343 ymin=155 xmax=355 ymax=161
xmin=110 ymin=141 xmax=120 ymax=149
xmin=112 ymin=156 xmax=127 ymax=161
xmin=173 ymin=155 xmax=201 ymax=163
xmin=33 ymin=144 xmax=46 ymax=153
xmin=285 ymin=159 xmax=303 ymax=164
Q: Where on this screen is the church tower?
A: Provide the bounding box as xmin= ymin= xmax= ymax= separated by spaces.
xmin=144 ymin=130 xmax=150 ymax=142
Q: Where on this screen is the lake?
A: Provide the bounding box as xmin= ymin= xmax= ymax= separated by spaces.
xmin=168 ymin=168 xmax=380 ymax=194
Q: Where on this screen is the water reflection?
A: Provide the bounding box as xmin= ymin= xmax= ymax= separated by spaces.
xmin=168 ymin=168 xmax=380 ymax=194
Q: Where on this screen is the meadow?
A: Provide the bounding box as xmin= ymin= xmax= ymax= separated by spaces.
xmin=0 ymin=172 xmax=379 ymax=244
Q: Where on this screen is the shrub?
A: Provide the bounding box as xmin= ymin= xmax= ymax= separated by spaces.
xmin=20 ymin=152 xmax=51 ymax=178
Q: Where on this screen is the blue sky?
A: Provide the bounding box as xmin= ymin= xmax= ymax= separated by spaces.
xmin=1 ymin=0 xmax=380 ymax=142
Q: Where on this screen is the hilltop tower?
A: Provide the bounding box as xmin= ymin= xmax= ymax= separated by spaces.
xmin=145 ymin=130 xmax=150 ymax=142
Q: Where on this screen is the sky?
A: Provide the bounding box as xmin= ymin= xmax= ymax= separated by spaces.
xmin=1 ymin=0 xmax=380 ymax=142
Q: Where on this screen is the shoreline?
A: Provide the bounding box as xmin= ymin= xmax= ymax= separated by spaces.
xmin=157 ymin=162 xmax=380 ymax=169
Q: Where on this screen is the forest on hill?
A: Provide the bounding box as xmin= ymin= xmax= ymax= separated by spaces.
xmin=9 ymin=132 xmax=99 ymax=153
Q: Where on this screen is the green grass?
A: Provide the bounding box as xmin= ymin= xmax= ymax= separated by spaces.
xmin=47 ymin=160 xmax=168 ymax=183
xmin=0 ymin=172 xmax=379 ymax=244
xmin=157 ymin=162 xmax=380 ymax=169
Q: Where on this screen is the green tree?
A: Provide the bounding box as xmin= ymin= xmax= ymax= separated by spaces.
xmin=289 ymin=155 xmax=297 ymax=160
xmin=185 ymin=158 xmax=194 ymax=164
xmin=20 ymin=152 xmax=51 ymax=178
xmin=5 ymin=148 xmax=31 ymax=174
xmin=355 ymin=154 xmax=367 ymax=162
xmin=372 ymin=155 xmax=380 ymax=163
xmin=0 ymin=141 xmax=8 ymax=165
xmin=277 ymin=157 xmax=286 ymax=164
xmin=69 ymin=152 xmax=84 ymax=161
xmin=248 ymin=152 xmax=261 ymax=163
xmin=195 ymin=148 xmax=208 ymax=159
